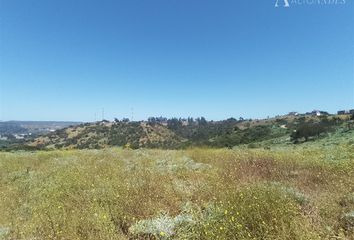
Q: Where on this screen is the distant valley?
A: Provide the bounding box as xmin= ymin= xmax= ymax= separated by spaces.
xmin=0 ymin=121 xmax=81 ymax=137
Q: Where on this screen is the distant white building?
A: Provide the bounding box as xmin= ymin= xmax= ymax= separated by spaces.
xmin=181 ymin=120 xmax=188 ymax=126
xmin=0 ymin=135 xmax=7 ymax=140
xmin=288 ymin=112 xmax=299 ymax=116
xmin=312 ymin=110 xmax=321 ymax=116
xmin=14 ymin=134 xmax=25 ymax=139
xmin=310 ymin=110 xmax=329 ymax=116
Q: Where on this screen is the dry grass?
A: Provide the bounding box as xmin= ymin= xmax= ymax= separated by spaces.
xmin=0 ymin=146 xmax=353 ymax=239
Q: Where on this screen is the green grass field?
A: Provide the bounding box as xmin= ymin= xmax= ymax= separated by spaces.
xmin=1 ymin=142 xmax=354 ymax=239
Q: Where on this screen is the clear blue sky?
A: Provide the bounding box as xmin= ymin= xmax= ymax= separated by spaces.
xmin=1 ymin=0 xmax=353 ymax=121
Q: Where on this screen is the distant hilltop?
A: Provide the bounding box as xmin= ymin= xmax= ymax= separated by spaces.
xmin=1 ymin=110 xmax=353 ymax=151
xmin=16 ymin=111 xmax=352 ymax=151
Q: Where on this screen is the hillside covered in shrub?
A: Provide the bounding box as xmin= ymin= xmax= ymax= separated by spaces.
xmin=2 ymin=113 xmax=350 ymax=151
xmin=0 ymin=115 xmax=348 ymax=151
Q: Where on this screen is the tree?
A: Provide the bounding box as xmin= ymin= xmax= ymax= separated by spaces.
xmin=196 ymin=117 xmax=207 ymax=126
xmin=167 ymin=118 xmax=182 ymax=130
xmin=122 ymin=118 xmax=130 ymax=123
xmin=187 ymin=117 xmax=194 ymax=125
xmin=148 ymin=117 xmax=157 ymax=125
xmin=291 ymin=122 xmax=328 ymax=143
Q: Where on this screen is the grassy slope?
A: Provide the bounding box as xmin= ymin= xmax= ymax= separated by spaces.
xmin=1 ymin=142 xmax=354 ymax=239
xmin=239 ymin=126 xmax=354 ymax=150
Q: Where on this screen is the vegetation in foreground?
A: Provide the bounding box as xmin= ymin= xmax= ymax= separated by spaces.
xmin=1 ymin=141 xmax=354 ymax=239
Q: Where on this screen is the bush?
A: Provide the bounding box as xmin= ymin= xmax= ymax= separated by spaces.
xmin=180 ymin=185 xmax=319 ymax=239
xmin=291 ymin=122 xmax=330 ymax=142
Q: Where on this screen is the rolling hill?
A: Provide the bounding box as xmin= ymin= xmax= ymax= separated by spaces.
xmin=22 ymin=113 xmax=354 ymax=150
